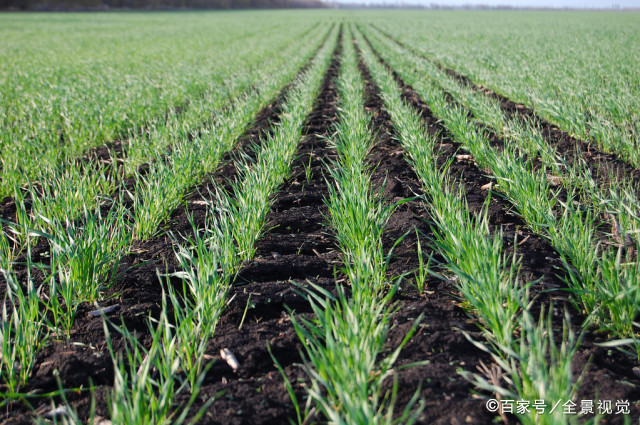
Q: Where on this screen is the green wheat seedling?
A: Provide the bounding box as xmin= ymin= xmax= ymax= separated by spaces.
xmin=432 ymin=202 xmax=527 ymax=349
xmin=135 ymin=32 xmax=340 ymax=415
xmin=221 ymin=147 xmax=285 ymax=261
xmin=171 ymin=206 xmax=238 ymax=335
xmin=0 ymin=252 xmax=47 ymax=396
xmin=169 ymin=203 xmax=240 ymax=391
xmin=36 ymin=205 xmax=131 ymax=336
xmin=458 ymin=91 xmax=638 ymax=356
xmin=0 ymin=229 xmax=11 ymax=271
xmin=596 ymin=176 xmax=640 ymax=232
xmin=564 ymin=240 xmax=640 ymax=359
xmin=330 ymin=97 xmax=373 ymax=168
xmin=326 ymin=164 xmax=393 ymax=286
xmin=163 ymin=274 xmax=218 ymax=394
xmin=594 ymin=246 xmax=640 ymax=347
xmin=163 ymin=36 xmax=343 ymax=397
xmin=128 ymin=160 xmax=178 ymax=241
xmin=129 ymin=147 xmax=198 ymax=240
xmin=290 ymin=281 xmax=423 ymax=425
xmin=389 ymin=90 xmax=525 ymax=345
xmin=104 ymin=291 xmax=211 ymax=425
xmin=463 ymin=308 xmax=582 ymax=425
xmin=51 ymin=206 xmax=130 ymax=300
xmin=24 ymin=161 xmax=117 ymax=231
xmin=413 ymin=229 xmax=431 ymax=294
xmin=127 ymin=121 xmax=231 ymax=242
xmin=5 ymin=189 xmax=37 ymax=251
xmin=326 ymin=31 xmax=393 ymax=287
xmin=123 ymin=120 xmax=177 ymax=175
xmin=467 ymin=131 xmax=640 ymax=353
xmin=551 ymin=201 xmax=601 ymax=305
xmin=374 ymin=35 xmax=563 ymax=174
xmin=303 ymin=150 xmax=314 ymax=184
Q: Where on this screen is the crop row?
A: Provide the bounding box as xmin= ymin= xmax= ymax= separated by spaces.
xmin=287 ymin=25 xmax=422 ymax=424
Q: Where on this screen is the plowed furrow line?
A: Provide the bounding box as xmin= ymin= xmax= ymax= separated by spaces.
xmin=185 ymin=27 xmax=343 ymax=425
xmin=355 ymin=37 xmax=497 ymax=425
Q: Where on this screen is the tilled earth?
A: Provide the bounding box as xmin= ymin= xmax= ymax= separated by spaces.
xmin=1 ymin=27 xmax=639 ymax=425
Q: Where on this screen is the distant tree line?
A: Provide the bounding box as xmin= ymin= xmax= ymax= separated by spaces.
xmin=1 ymin=0 xmax=325 ymax=11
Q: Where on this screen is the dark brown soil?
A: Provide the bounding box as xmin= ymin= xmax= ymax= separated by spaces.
xmin=357 ymin=31 xmax=640 ymax=424
xmin=354 ymin=39 xmax=494 ymax=424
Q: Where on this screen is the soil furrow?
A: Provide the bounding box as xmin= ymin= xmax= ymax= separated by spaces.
xmin=180 ymin=26 xmax=344 ymax=425
xmin=358 ymin=30 xmax=640 ymax=423
xmin=354 ymin=36 xmax=495 ymax=425
xmin=369 ymin=23 xmax=640 ymax=191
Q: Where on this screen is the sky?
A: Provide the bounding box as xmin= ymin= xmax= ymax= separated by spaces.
xmin=337 ymin=0 xmax=640 ymax=7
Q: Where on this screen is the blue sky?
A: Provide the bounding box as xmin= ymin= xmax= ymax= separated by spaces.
xmin=336 ymin=0 xmax=640 ymax=7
